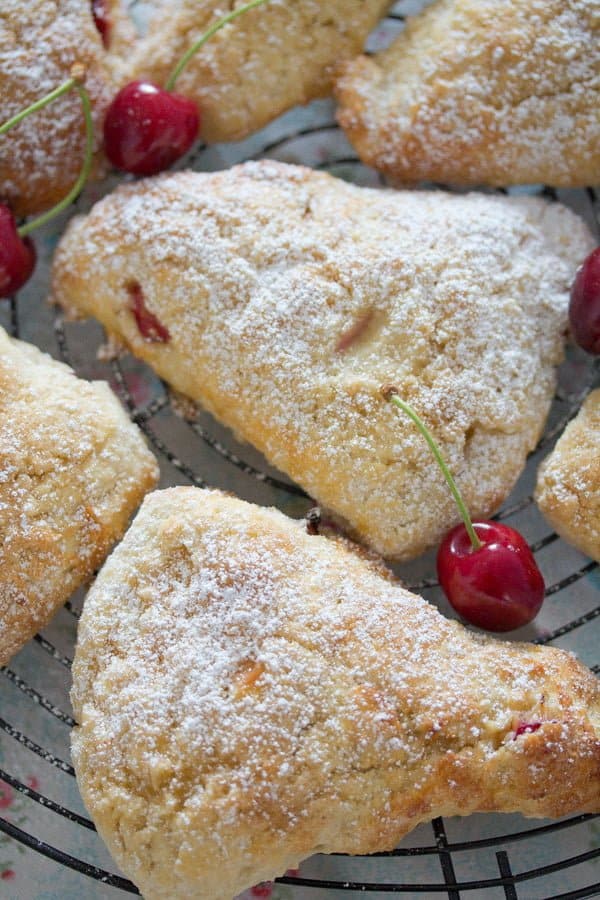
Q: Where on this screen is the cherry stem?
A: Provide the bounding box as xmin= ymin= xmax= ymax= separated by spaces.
xmin=165 ymin=0 xmax=272 ymax=91
xmin=0 ymin=77 xmax=76 ymax=135
xmin=383 ymin=388 xmax=482 ymax=551
xmin=0 ymin=74 xmax=94 ymax=238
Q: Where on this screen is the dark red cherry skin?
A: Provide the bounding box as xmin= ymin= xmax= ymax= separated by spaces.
xmin=436 ymin=521 xmax=545 ymax=632
xmin=92 ymin=0 xmax=111 ymax=49
xmin=569 ymin=247 xmax=600 ymax=355
xmin=0 ymin=204 xmax=36 ymax=298
xmin=103 ymin=81 xmax=200 ymax=176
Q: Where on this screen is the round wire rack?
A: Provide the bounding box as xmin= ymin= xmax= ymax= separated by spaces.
xmin=1 ymin=3 xmax=599 ymax=898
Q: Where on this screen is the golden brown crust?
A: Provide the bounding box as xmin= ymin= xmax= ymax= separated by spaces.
xmin=123 ymin=0 xmax=391 ymax=143
xmin=51 ymin=161 xmax=594 ymax=560
xmin=535 ymin=389 xmax=600 ymax=561
xmin=71 ymin=487 xmax=600 ymax=900
xmin=0 ymin=0 xmax=127 ymax=218
xmin=0 ymin=327 xmax=158 ymax=666
xmin=335 ymin=0 xmax=600 ymax=187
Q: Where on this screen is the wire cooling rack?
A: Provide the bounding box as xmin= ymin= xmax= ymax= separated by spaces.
xmin=1 ymin=4 xmax=599 ymax=898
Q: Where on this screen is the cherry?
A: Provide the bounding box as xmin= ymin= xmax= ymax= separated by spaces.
xmin=382 ymin=385 xmax=546 ymax=632
xmin=0 ymin=204 xmax=36 ymax=297
xmin=250 ymin=884 xmax=273 ymax=898
xmin=103 ymin=82 xmax=199 ymax=176
xmin=568 ymin=247 xmax=600 ymax=355
xmin=92 ymin=0 xmax=111 ymax=49
xmin=127 ymin=281 xmax=170 ymax=342
xmin=437 ymin=522 xmax=545 ymax=632
xmin=513 ymin=721 xmax=542 ymax=739
xmin=102 ymin=0 xmax=271 ymax=176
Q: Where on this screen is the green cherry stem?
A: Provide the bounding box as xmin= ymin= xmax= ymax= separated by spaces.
xmin=165 ymin=0 xmax=272 ymax=91
xmin=382 ymin=385 xmax=482 ymax=551
xmin=0 ymin=78 xmax=76 ymax=135
xmin=0 ymin=68 xmax=94 ymax=238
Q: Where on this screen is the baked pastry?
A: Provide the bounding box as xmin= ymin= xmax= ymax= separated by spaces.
xmin=0 ymin=326 xmax=158 ymax=666
xmin=71 ymin=487 xmax=600 ymax=900
xmin=335 ymin=0 xmax=600 ymax=187
xmin=0 ymin=0 xmax=129 ymax=217
xmin=50 ymin=161 xmax=595 ymax=561
xmin=121 ymin=0 xmax=392 ymax=143
xmin=535 ymin=388 xmax=600 ymax=561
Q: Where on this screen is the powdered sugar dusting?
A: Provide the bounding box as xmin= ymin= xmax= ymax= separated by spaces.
xmin=336 ymin=0 xmax=600 ymax=186
xmin=52 ymin=161 xmax=595 ymax=560
xmin=122 ymin=0 xmax=392 ymax=143
xmin=71 ymin=487 xmax=600 ymax=900
xmin=0 ymin=326 xmax=158 ymax=665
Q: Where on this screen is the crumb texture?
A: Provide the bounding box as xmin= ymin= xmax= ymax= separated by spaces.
xmin=0 ymin=326 xmax=158 ymax=666
xmin=536 ymin=388 xmax=600 ymax=562
xmin=51 ymin=162 xmax=594 ymax=560
xmin=122 ymin=0 xmax=391 ymax=143
xmin=336 ymin=0 xmax=600 ymax=186
xmin=71 ymin=487 xmax=600 ymax=900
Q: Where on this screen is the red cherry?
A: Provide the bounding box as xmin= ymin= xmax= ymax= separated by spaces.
xmin=513 ymin=721 xmax=542 ymax=739
xmin=103 ymin=81 xmax=199 ymax=176
xmin=250 ymin=884 xmax=273 ymax=898
xmin=92 ymin=0 xmax=111 ymax=49
xmin=126 ymin=281 xmax=170 ymax=342
xmin=568 ymin=247 xmax=600 ymax=355
xmin=437 ymin=522 xmax=545 ymax=632
xmin=383 ymin=389 xmax=546 ymax=634
xmin=0 ymin=204 xmax=36 ymax=298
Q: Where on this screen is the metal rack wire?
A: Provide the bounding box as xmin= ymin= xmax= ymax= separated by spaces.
xmin=1 ymin=6 xmax=599 ymax=897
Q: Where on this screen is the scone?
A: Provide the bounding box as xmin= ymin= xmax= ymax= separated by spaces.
xmin=0 ymin=0 xmax=128 ymax=218
xmin=335 ymin=0 xmax=600 ymax=187
xmin=71 ymin=487 xmax=600 ymax=900
xmin=121 ymin=0 xmax=391 ymax=143
xmin=535 ymin=389 xmax=600 ymax=562
xmin=51 ymin=162 xmax=595 ymax=561
xmin=0 ymin=326 xmax=158 ymax=666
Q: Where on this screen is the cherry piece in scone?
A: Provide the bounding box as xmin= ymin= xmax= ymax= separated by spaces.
xmin=103 ymin=82 xmax=199 ymax=176
xmin=569 ymin=247 xmax=600 ymax=355
xmin=513 ymin=721 xmax=542 ymax=739
xmin=0 ymin=204 xmax=36 ymax=298
xmin=437 ymin=522 xmax=545 ymax=632
xmin=126 ymin=281 xmax=170 ymax=342
xmin=92 ymin=0 xmax=111 ymax=49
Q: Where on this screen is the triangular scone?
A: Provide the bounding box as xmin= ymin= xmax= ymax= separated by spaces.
xmin=121 ymin=0 xmax=391 ymax=144
xmin=51 ymin=162 xmax=595 ymax=561
xmin=0 ymin=1 xmax=132 ymax=218
xmin=336 ymin=0 xmax=600 ymax=187
xmin=0 ymin=326 xmax=158 ymax=666
xmin=71 ymin=488 xmax=600 ymax=900
xmin=536 ymin=389 xmax=600 ymax=562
